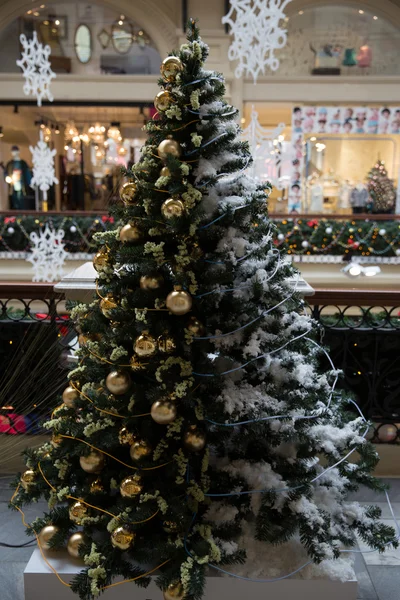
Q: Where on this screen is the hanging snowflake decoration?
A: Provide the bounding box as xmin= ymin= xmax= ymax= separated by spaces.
xmin=222 ymin=0 xmax=292 ymax=82
xmin=16 ymin=31 xmax=56 ymax=106
xmin=30 ymin=130 xmax=59 ymax=200
xmin=27 ymin=224 xmax=68 ymax=282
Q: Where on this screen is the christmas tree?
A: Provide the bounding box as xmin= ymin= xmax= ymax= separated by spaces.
xmin=367 ymin=159 xmax=396 ymax=214
xmin=12 ymin=22 xmax=397 ymax=600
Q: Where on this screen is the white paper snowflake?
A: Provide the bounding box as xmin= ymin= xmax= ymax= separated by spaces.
xmin=30 ymin=130 xmax=59 ymax=201
xmin=222 ymin=0 xmax=292 ymax=82
xmin=27 ymin=224 xmax=68 ymax=282
xmin=16 ymin=31 xmax=56 ymax=106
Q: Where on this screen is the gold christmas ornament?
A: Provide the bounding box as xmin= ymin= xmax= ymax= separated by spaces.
xmin=100 ymin=295 xmax=118 ymax=319
xmin=130 ymin=439 xmax=152 ymax=461
xmin=120 ymin=181 xmax=137 ymax=204
xmin=166 ymin=287 xmax=192 ymax=316
xmin=119 ymin=222 xmax=142 ymax=243
xmin=157 ymin=333 xmax=176 ymax=354
xmin=21 ymin=469 xmax=35 ymax=490
xmin=119 ymin=426 xmax=136 ymax=446
xmin=183 ymin=426 xmax=206 ymax=452
xmin=62 ymin=385 xmax=79 ymax=408
xmin=93 ymin=248 xmax=109 ymax=271
xmin=90 ymin=478 xmax=104 ymax=494
xmin=151 ymin=399 xmax=177 ymax=424
xmin=67 ymin=532 xmax=86 ymax=559
xmin=120 ymin=474 xmax=143 ymax=498
xmin=134 ymin=332 xmax=157 ymax=358
xmin=69 ymin=501 xmax=88 ymax=524
xmin=163 ymin=581 xmax=185 ymax=600
xmin=111 ymin=526 xmax=135 ymax=550
xmin=163 ymin=520 xmax=179 ymax=534
xmin=154 ymin=90 xmax=174 ymax=112
xmin=161 ymin=198 xmax=185 ymax=219
xmin=160 ymin=166 xmax=171 ymax=177
xmin=140 ymin=274 xmax=164 ymax=290
xmin=38 ymin=525 xmax=60 ymax=551
xmin=161 ymin=56 xmax=183 ymax=81
xmin=157 ymin=137 xmax=181 ymax=160
xmin=79 ymin=450 xmax=104 ymax=474
xmin=51 ymin=433 xmax=62 ymax=447
xmin=106 ymin=370 xmax=131 ymax=395
xmin=187 ymin=316 xmax=205 ymax=336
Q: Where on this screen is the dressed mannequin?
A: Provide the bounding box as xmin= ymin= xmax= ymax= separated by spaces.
xmin=357 ymin=44 xmax=372 ymax=68
xmin=350 ymin=182 xmax=369 ymax=214
xmin=309 ymin=177 xmax=324 ymax=212
xmin=339 ymin=180 xmax=352 ymax=210
xmin=4 ymin=146 xmax=32 ymax=209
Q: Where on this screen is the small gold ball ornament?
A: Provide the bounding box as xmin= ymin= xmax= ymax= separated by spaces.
xmin=106 ymin=370 xmax=131 ymax=395
xmin=38 ymin=525 xmax=60 ymax=551
xmin=151 ymin=399 xmax=177 ymax=425
xmin=183 ymin=426 xmax=206 ymax=452
xmin=120 ymin=474 xmax=143 ymax=498
xmin=111 ymin=526 xmax=135 ymax=550
xmin=21 ymin=469 xmax=35 ymax=490
xmin=119 ymin=426 xmax=136 ymax=446
xmin=119 ymin=222 xmax=142 ymax=243
xmin=67 ymin=532 xmax=87 ymax=558
xmin=154 ymin=90 xmax=174 ymax=112
xmin=160 ymin=166 xmax=171 ymax=177
xmin=157 ymin=333 xmax=176 ymax=354
xmin=166 ymin=287 xmax=192 ymax=316
xmin=161 ymin=198 xmax=185 ymax=219
xmin=130 ymin=440 xmax=152 ymax=461
xmin=187 ymin=316 xmax=205 ymax=336
xmin=161 ymin=56 xmax=184 ymax=82
xmin=62 ymin=385 xmax=79 ymax=408
xmin=79 ymin=451 xmax=104 ymax=474
xmin=157 ymin=137 xmax=181 ymax=160
xmin=93 ymin=248 xmax=109 ymax=271
xmin=100 ymin=295 xmax=118 ymax=319
xmin=90 ymin=478 xmax=104 ymax=494
xmin=134 ymin=332 xmax=157 ymax=358
xmin=140 ymin=274 xmax=164 ymax=290
xmin=120 ymin=181 xmax=137 ymax=204
xmin=163 ymin=581 xmax=185 ymax=600
xmin=69 ymin=501 xmax=88 ymax=524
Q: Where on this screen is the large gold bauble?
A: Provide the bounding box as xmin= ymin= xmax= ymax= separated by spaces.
xmin=130 ymin=440 xmax=152 ymax=461
xmin=134 ymin=332 xmax=157 ymax=358
xmin=79 ymin=451 xmax=104 ymax=474
xmin=120 ymin=181 xmax=137 ymax=204
xmin=93 ymin=249 xmax=109 ymax=272
xmin=157 ymin=137 xmax=181 ymax=160
xmin=119 ymin=426 xmax=136 ymax=446
xmin=62 ymin=385 xmax=79 ymax=408
xmin=187 ymin=316 xmax=205 ymax=336
xmin=106 ymin=370 xmax=131 ymax=395
xmin=161 ymin=56 xmax=184 ymax=82
xmin=183 ymin=426 xmax=206 ymax=452
xmin=119 ymin=222 xmax=142 ymax=243
xmin=69 ymin=501 xmax=88 ymax=524
xmin=166 ymin=288 xmax=192 ymax=316
xmin=21 ymin=469 xmax=35 ymax=490
xmin=120 ymin=474 xmax=143 ymax=498
xmin=160 ymin=166 xmax=171 ymax=177
xmin=90 ymin=478 xmax=104 ymax=494
xmin=163 ymin=520 xmax=179 ymax=534
xmin=111 ymin=526 xmax=135 ymax=550
xmin=157 ymin=333 xmax=176 ymax=354
xmin=161 ymin=198 xmax=185 ymax=220
xmin=151 ymin=399 xmax=177 ymax=425
xmin=163 ymin=582 xmax=185 ymax=600
xmin=67 ymin=532 xmax=86 ymax=559
xmin=38 ymin=525 xmax=60 ymax=551
xmin=154 ymin=90 xmax=174 ymax=112
xmin=100 ymin=295 xmax=118 ymax=319
xmin=140 ymin=274 xmax=164 ymax=290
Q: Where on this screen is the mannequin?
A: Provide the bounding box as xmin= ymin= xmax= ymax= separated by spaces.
xmin=350 ymin=181 xmax=369 ymax=214
xmin=339 ymin=179 xmax=352 ymax=210
xmin=309 ymin=177 xmax=324 ymax=212
xmin=5 ymin=146 xmax=32 ymax=209
xmin=357 ymin=44 xmax=372 ymax=68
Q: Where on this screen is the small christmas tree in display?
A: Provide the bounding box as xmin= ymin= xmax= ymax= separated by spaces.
xmin=12 ymin=23 xmax=397 ymax=600
xmin=367 ymin=159 xmax=396 ymax=214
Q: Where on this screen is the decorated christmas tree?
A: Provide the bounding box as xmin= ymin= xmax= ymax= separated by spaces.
xmin=367 ymin=159 xmax=396 ymax=214
xmin=11 ymin=22 xmax=397 ymax=600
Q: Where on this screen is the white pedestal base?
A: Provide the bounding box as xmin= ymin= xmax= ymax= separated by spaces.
xmin=24 ymin=549 xmax=357 ymax=600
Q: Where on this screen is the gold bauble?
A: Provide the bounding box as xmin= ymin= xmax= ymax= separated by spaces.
xmin=161 ymin=56 xmax=184 ymax=82
xmin=38 ymin=525 xmax=60 ymax=551
xmin=93 ymin=249 xmax=109 ymax=272
xmin=163 ymin=582 xmax=185 ymax=600
xmin=100 ymin=295 xmax=118 ymax=319
xmin=119 ymin=426 xmax=136 ymax=446
xmin=140 ymin=274 xmax=164 ymax=290
xmin=51 ymin=433 xmax=62 ymax=447
xmin=120 ymin=181 xmax=137 ymax=204
xmin=130 ymin=440 xmax=152 ymax=461
xmin=119 ymin=222 xmax=142 ymax=243
xmin=111 ymin=526 xmax=135 ymax=550
xmin=134 ymin=332 xmax=157 ymax=358
xmin=21 ymin=469 xmax=35 ymax=490
xmin=120 ymin=474 xmax=143 ymax=498
xmin=187 ymin=316 xmax=205 ymax=336
xmin=157 ymin=333 xmax=176 ymax=354
xmin=106 ymin=370 xmax=131 ymax=395
xmin=183 ymin=426 xmax=206 ymax=452
xmin=161 ymin=198 xmax=185 ymax=220
xmin=79 ymin=451 xmax=104 ymax=474
xmin=69 ymin=501 xmax=88 ymax=524
xmin=163 ymin=520 xmax=179 ymax=534
xmin=90 ymin=478 xmax=104 ymax=494
xmin=157 ymin=137 xmax=181 ymax=160
xmin=151 ymin=399 xmax=177 ymax=425
xmin=62 ymin=385 xmax=79 ymax=408
xmin=67 ymin=532 xmax=86 ymax=558
xmin=154 ymin=90 xmax=174 ymax=112
xmin=160 ymin=166 xmax=171 ymax=177
xmin=166 ymin=288 xmax=192 ymax=316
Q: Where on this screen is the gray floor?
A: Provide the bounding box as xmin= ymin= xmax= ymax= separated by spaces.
xmin=1 ymin=476 xmax=400 ymax=600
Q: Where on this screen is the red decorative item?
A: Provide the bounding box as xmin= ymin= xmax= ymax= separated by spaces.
xmin=4 ymin=216 xmax=16 ymax=224
xmin=307 ymin=219 xmax=318 ymax=227
xmin=101 ymin=216 xmax=114 ymax=224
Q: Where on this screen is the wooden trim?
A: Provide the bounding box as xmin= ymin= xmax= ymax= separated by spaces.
xmin=309 ymin=288 xmax=400 ymax=306
xmin=0 ymin=282 xmax=64 ymax=299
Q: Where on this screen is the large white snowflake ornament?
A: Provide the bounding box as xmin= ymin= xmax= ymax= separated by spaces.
xmin=16 ymin=31 xmax=56 ymax=106
xmin=27 ymin=224 xmax=68 ymax=282
xmin=222 ymin=0 xmax=292 ymax=82
xmin=30 ymin=130 xmax=59 ymax=200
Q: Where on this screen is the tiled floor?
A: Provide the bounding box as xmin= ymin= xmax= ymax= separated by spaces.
xmin=1 ymin=476 xmax=399 ymax=600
